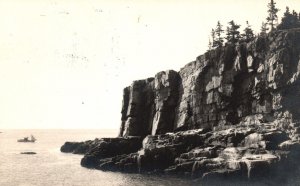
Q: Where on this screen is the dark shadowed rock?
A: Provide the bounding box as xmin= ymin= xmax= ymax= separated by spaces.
xmin=61 ymin=141 xmax=95 ymax=154
xmin=80 ymin=137 xmax=142 ymax=168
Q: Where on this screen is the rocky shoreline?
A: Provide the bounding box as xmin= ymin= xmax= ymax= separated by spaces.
xmin=61 ymin=116 xmax=300 ymax=182
xmin=61 ymin=29 xmax=300 ymax=183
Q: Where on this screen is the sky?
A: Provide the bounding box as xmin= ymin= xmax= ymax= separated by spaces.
xmin=0 ymin=0 xmax=300 ymax=129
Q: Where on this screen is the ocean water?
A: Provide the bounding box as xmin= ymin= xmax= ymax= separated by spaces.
xmin=0 ymin=129 xmax=197 ymax=186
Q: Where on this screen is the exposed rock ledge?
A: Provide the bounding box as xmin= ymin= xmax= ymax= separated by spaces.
xmin=61 ymin=29 xmax=300 ymax=183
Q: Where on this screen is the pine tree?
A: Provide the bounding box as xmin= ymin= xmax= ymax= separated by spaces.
xmin=260 ymin=22 xmax=269 ymax=35
xmin=278 ymin=7 xmax=300 ymax=30
xmin=211 ymin=29 xmax=217 ymax=48
xmin=292 ymin=10 xmax=299 ymax=22
xmin=226 ymin=20 xmax=241 ymax=44
xmin=284 ymin=6 xmax=290 ymax=17
xmin=242 ymin=21 xmax=254 ymax=42
xmin=292 ymin=10 xmax=298 ymax=17
xmin=215 ymin=21 xmax=224 ymax=47
xmin=208 ymin=37 xmax=212 ymax=51
xmin=266 ymin=0 xmax=279 ymax=31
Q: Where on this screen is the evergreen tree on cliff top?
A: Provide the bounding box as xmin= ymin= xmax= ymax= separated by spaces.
xmin=208 ymin=36 xmax=212 ymax=51
xmin=242 ymin=21 xmax=254 ymax=42
xmin=260 ymin=22 xmax=269 ymax=35
xmin=215 ymin=21 xmax=224 ymax=47
xmin=266 ymin=0 xmax=279 ymax=31
xmin=211 ymin=28 xmax=217 ymax=48
xmin=277 ymin=7 xmax=300 ymax=30
xmin=226 ymin=20 xmax=240 ymax=44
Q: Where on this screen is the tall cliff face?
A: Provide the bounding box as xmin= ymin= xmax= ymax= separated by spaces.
xmin=119 ymin=29 xmax=300 ymax=137
xmin=62 ymin=28 xmax=300 ymax=182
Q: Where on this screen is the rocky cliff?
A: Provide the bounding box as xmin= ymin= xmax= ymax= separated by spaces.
xmin=61 ymin=28 xmax=300 ymax=183
xmin=118 ymin=29 xmax=300 ymax=137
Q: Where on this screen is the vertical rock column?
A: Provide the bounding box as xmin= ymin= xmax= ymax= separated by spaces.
xmin=151 ymin=70 xmax=180 ymax=135
xmin=119 ymin=87 xmax=130 ymax=137
xmin=121 ymin=78 xmax=155 ymax=137
xmin=174 ymin=57 xmax=209 ymax=131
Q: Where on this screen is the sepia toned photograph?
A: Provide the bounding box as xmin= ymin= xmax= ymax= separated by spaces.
xmin=1 ymin=0 xmax=300 ymax=185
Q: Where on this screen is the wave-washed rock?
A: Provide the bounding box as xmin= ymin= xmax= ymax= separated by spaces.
xmin=62 ymin=29 xmax=300 ymax=183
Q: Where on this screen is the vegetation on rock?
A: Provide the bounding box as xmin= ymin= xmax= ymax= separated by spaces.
xmin=208 ymin=0 xmax=300 ymax=49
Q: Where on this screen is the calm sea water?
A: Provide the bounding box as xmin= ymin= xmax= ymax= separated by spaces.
xmin=0 ymin=129 xmax=198 ymax=186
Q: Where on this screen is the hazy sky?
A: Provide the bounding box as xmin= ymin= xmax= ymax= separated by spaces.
xmin=1 ymin=0 xmax=300 ymax=129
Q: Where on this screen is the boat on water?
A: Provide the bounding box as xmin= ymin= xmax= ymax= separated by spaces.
xmin=17 ymin=135 xmax=36 ymax=143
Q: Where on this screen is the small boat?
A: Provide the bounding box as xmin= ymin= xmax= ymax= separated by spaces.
xmin=17 ymin=135 xmax=36 ymax=143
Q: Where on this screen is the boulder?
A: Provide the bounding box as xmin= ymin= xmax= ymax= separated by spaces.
xmin=60 ymin=141 xmax=93 ymax=154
